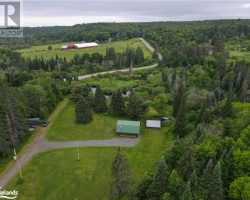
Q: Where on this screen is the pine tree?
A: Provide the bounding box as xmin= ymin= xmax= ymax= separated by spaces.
xmin=162 ymin=68 xmax=170 ymax=93
xmin=75 ymin=95 xmax=93 ymax=124
xmin=200 ymin=159 xmax=213 ymax=199
xmin=181 ymin=181 xmax=193 ymax=200
xmin=129 ymin=60 xmax=134 ymax=77
xmin=195 ymin=99 xmax=207 ymax=125
xmin=189 ymin=170 xmax=198 ymax=192
xmin=110 ymin=147 xmax=135 ymax=200
xmin=147 ymin=156 xmax=168 ymax=199
xmin=176 ymin=138 xmax=195 ymax=180
xmin=173 ymin=93 xmax=187 ymax=138
xmin=127 ymin=91 xmax=148 ymax=119
xmin=108 ymin=89 xmax=126 ymax=116
xmin=202 ymin=109 xmax=212 ymax=124
xmin=168 ymin=169 xmax=184 ymax=199
xmin=93 ymin=85 xmax=107 ymax=113
xmin=221 ymin=98 xmax=232 ymax=118
xmin=172 ymin=82 xmax=185 ymax=118
xmin=211 ymin=161 xmax=223 ymax=200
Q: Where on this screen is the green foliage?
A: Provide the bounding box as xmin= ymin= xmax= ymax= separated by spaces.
xmin=151 ymin=94 xmax=168 ymax=116
xmin=181 ymin=181 xmax=193 ymax=200
xmin=172 ymin=83 xmax=185 ymax=118
xmin=176 ymin=138 xmax=196 ymax=181
xmin=173 ymin=94 xmax=187 ymax=138
xmin=75 ymin=95 xmax=93 ymax=124
xmin=211 ymin=161 xmax=223 ymax=200
xmin=126 ymin=91 xmax=148 ymax=119
xmin=229 ymin=176 xmax=250 ymax=200
xmin=168 ymin=169 xmax=184 ymax=199
xmin=147 ymin=156 xmax=168 ymax=199
xmin=108 ymin=89 xmax=126 ymax=117
xmin=195 ymin=135 xmax=222 ymax=160
xmin=221 ymin=98 xmax=232 ymax=118
xmin=110 ymin=147 xmax=135 ymax=200
xmin=93 ymin=85 xmax=107 ymax=113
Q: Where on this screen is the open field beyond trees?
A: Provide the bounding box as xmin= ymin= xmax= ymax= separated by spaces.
xmin=16 ymin=38 xmax=152 ymax=60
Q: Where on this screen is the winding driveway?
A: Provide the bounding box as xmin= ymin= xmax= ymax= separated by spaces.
xmin=0 ymin=38 xmax=161 ymax=189
xmin=0 ymin=128 xmax=139 ymax=188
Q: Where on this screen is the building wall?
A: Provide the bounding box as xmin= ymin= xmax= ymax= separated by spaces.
xmin=116 ymin=125 xmax=140 ymax=134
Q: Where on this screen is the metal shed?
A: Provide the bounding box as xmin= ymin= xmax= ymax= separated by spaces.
xmin=146 ymin=120 xmax=161 ymax=130
xmin=116 ymin=120 xmax=140 ymax=137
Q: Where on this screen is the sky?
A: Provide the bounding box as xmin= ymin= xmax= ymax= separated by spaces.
xmin=21 ymin=0 xmax=250 ymax=27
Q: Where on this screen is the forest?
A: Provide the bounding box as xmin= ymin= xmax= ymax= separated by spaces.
xmin=1 ymin=19 xmax=250 ymax=199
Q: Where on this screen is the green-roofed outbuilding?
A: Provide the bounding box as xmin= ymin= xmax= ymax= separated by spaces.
xmin=116 ymin=120 xmax=140 ymax=137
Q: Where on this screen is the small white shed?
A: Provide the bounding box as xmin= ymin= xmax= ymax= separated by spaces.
xmin=146 ymin=120 xmax=161 ymax=130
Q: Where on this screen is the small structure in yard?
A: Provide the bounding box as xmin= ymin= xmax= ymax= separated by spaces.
xmin=27 ymin=118 xmax=41 ymax=128
xmin=61 ymin=42 xmax=98 ymax=50
xmin=146 ymin=120 xmax=161 ymax=130
xmin=116 ymin=120 xmax=140 ymax=137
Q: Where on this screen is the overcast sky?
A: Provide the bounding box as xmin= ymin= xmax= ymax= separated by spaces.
xmin=22 ymin=0 xmax=250 ymax=27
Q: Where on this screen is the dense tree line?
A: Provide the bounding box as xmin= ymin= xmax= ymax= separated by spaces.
xmin=73 ymin=83 xmax=149 ymax=123
xmin=1 ymin=19 xmax=250 ymax=50
xmin=0 ymin=50 xmax=71 ymax=158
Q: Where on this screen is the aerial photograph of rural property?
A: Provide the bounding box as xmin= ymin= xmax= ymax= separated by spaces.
xmin=0 ymin=0 xmax=250 ymax=199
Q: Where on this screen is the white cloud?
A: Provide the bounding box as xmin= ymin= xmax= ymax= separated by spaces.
xmin=242 ymin=3 xmax=250 ymax=8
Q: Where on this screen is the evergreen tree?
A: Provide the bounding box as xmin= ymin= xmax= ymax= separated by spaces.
xmin=172 ymin=83 xmax=185 ymax=118
xmin=75 ymin=95 xmax=93 ymax=124
xmin=221 ymin=98 xmax=232 ymax=118
xmin=162 ymin=68 xmax=170 ymax=93
xmin=200 ymin=159 xmax=213 ymax=199
xmin=108 ymin=89 xmax=126 ymax=116
xmin=147 ymin=156 xmax=168 ymax=199
xmin=195 ymin=99 xmax=207 ymax=125
xmin=93 ymin=85 xmax=107 ymax=113
xmin=202 ymin=109 xmax=212 ymax=124
xmin=168 ymin=169 xmax=184 ymax=199
xmin=110 ymin=147 xmax=135 ymax=200
xmin=189 ymin=170 xmax=198 ymax=192
xmin=181 ymin=181 xmax=193 ymax=200
xmin=173 ymin=94 xmax=187 ymax=138
xmin=176 ymin=138 xmax=195 ymax=180
xmin=211 ymin=161 xmax=223 ymax=200
xmin=136 ymin=174 xmax=153 ymax=200
xmin=127 ymin=91 xmax=148 ymax=119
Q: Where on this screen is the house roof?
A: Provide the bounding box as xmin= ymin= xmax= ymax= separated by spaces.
xmin=75 ymin=42 xmax=98 ymax=48
xmin=117 ymin=120 xmax=140 ymax=126
xmin=116 ymin=120 xmax=140 ymax=134
xmin=146 ymin=120 xmax=161 ymax=128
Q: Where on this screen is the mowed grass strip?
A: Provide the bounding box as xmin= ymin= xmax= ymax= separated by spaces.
xmin=46 ymin=100 xmax=119 ymax=141
xmin=229 ymin=50 xmax=250 ymax=62
xmin=7 ymin=127 xmax=172 ymax=200
xmin=83 ymin=77 xmax=140 ymax=93
xmin=16 ymin=38 xmax=152 ymax=60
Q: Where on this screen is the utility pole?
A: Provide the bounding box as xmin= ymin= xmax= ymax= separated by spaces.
xmin=14 ymin=148 xmax=22 ymax=179
xmin=76 ymin=139 xmax=80 ymax=161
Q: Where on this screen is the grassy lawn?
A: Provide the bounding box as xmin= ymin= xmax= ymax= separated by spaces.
xmin=7 ymin=126 xmax=172 ymax=200
xmin=229 ymin=50 xmax=250 ymax=62
xmin=82 ymin=77 xmax=141 ymax=93
xmin=16 ymin=38 xmax=152 ymax=60
xmin=46 ymin=99 xmax=121 ymax=141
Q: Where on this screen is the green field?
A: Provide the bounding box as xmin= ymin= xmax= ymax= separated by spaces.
xmin=16 ymin=38 xmax=152 ymax=60
xmin=7 ymin=127 xmax=172 ymax=200
xmin=46 ymin=99 xmax=121 ymax=141
xmin=229 ymin=50 xmax=250 ymax=62
xmin=81 ymin=77 xmax=140 ymax=93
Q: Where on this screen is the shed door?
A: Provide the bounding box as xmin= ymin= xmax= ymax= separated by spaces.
xmin=119 ymin=125 xmax=123 ymax=132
